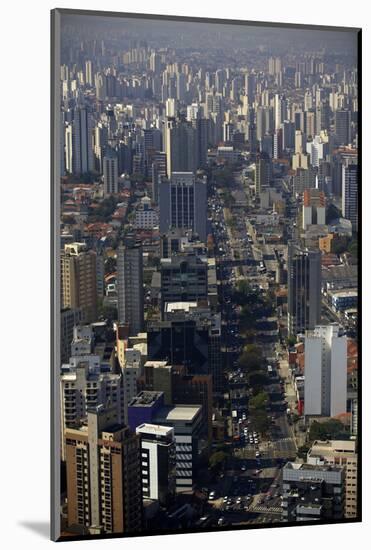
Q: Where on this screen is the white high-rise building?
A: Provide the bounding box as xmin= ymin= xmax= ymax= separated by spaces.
xmin=165 ymin=98 xmax=177 ymax=117
xmin=274 ymin=94 xmax=285 ymax=131
xmin=304 ymin=324 xmax=347 ymax=418
xmin=85 ymin=60 xmax=93 ymax=86
xmin=65 ymin=123 xmax=73 ymax=173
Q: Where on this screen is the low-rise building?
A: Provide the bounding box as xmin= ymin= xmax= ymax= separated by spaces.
xmin=307 ymin=440 xmax=358 ymax=518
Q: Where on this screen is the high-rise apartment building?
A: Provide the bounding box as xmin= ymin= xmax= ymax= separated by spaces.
xmin=64 ymin=406 xmax=142 ymax=535
xmin=151 ymin=151 xmax=167 ymax=204
xmin=61 ymin=243 xmax=97 ymax=323
xmin=159 ymin=172 xmax=207 ymax=241
xmin=117 ymin=239 xmax=144 ymax=336
xmin=60 ymin=354 xmax=124 ymax=457
xmin=287 ymin=242 xmax=321 ymax=335
xmin=304 ymin=324 xmax=347 ymax=417
xmin=71 ymin=106 xmax=94 ymax=175
xmin=136 ymin=423 xmax=176 ymax=506
xmin=85 ymin=60 xmax=93 ymax=86
xmin=103 ymin=150 xmax=119 ymax=195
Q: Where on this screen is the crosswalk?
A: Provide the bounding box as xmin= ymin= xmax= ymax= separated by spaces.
xmin=249 ymin=505 xmax=282 ymax=515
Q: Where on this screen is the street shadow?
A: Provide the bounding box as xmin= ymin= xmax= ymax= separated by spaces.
xmin=18 ymin=521 xmax=49 ymax=539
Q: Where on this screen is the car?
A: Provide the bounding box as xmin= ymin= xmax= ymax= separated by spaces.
xmin=241 ymin=465 xmax=247 ymax=472
xmin=223 ymin=496 xmax=228 ymax=502
xmin=255 ymin=469 xmax=262 ymax=475
xmin=255 ymin=451 xmax=261 ymax=458
xmin=208 ymin=491 xmax=217 ymax=500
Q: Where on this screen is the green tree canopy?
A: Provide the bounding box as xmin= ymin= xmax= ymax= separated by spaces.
xmin=249 ymin=391 xmax=269 ymax=411
xmin=209 ymin=451 xmax=228 ymax=470
xmin=309 ymin=419 xmax=348 ymax=442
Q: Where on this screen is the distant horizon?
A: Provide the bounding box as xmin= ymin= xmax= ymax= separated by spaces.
xmin=60 ymin=11 xmax=358 ymax=60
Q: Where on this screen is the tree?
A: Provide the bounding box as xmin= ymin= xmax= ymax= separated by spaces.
xmin=286 ymin=335 xmax=297 ymax=348
xmin=250 ymin=410 xmax=270 ymax=435
xmin=348 ymin=239 xmax=358 ymax=258
xmin=209 ymin=451 xmax=228 ymax=471
xmin=249 ymin=391 xmax=268 ymax=411
xmin=238 ymin=351 xmax=263 ymax=373
xmin=297 ymin=445 xmax=310 ymax=459
xmin=309 ymin=419 xmax=348 ymax=442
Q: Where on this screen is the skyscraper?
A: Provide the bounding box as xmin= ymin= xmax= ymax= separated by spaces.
xmin=72 ymin=106 xmax=94 ymax=174
xmin=255 ymin=153 xmax=271 ymax=195
xmin=342 ymin=162 xmax=358 ymax=232
xmin=159 ymin=172 xmax=207 ymax=241
xmin=85 ymin=60 xmax=93 ymax=86
xmin=117 ymin=239 xmax=144 ymax=336
xmin=164 ymin=116 xmax=198 ymax=176
xmin=103 ymin=150 xmax=119 ymax=195
xmin=304 ymin=324 xmax=347 ymax=417
xmin=287 ymin=242 xmax=321 ymax=335
xmin=335 ymin=109 xmax=351 ymax=146
xmin=64 ymin=406 xmax=142 ymax=535
xmin=61 ymin=243 xmax=97 ymax=323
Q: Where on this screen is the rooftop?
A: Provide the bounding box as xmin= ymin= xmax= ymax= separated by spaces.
xmin=136 ymin=423 xmax=174 ymax=437
xmin=155 ymin=404 xmax=201 ymax=423
xmin=129 ymin=391 xmax=163 ymax=407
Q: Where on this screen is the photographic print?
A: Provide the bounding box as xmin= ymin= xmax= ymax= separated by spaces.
xmin=51 ymin=9 xmax=361 ymax=541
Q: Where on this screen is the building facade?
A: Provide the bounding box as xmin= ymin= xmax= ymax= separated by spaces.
xmin=287 ymin=242 xmax=321 ymax=335
xmin=304 ymin=324 xmax=347 ymax=418
xmin=61 ymin=243 xmax=97 ymax=324
xmin=64 ymin=406 xmax=143 ymax=535
xmin=117 ymin=240 xmax=144 ymax=336
xmin=159 ymin=172 xmax=207 ymax=242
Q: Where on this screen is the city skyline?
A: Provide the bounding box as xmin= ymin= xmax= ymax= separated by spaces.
xmin=52 ymin=9 xmax=360 ymax=541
